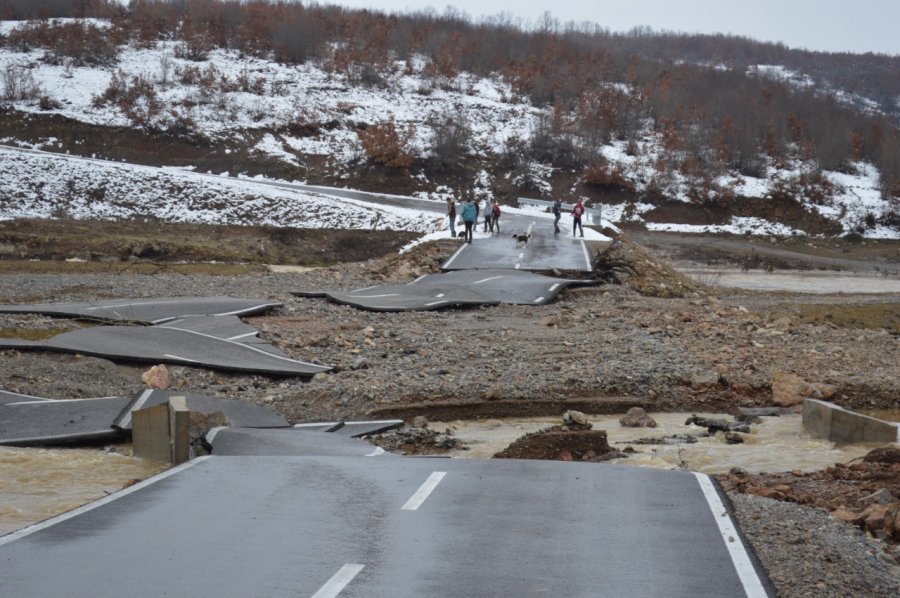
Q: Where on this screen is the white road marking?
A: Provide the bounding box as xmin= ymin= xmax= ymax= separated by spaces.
xmin=435 ymin=293 xmax=445 ymax=298
xmin=159 ymin=327 xmax=327 ymax=369
xmin=533 ymin=297 xmax=544 ymax=303
xmin=402 ymin=471 xmax=447 ymax=511
xmin=694 ymin=473 xmax=769 ymax=598
xmin=425 ymin=300 xmax=447 ymax=307
xmin=6 ymin=396 xmax=121 ymax=406
xmin=205 ymin=426 xmax=227 ymax=444
xmin=518 ymin=252 xmax=525 ymax=259
xmin=227 ymin=331 xmax=259 ymax=341
xmin=0 ymin=390 xmax=55 ymax=401
xmin=515 ymin=264 xmax=521 ymax=270
xmin=353 ymin=285 xmax=380 ymax=292
xmin=163 ymin=353 xmax=201 ymax=363
xmin=0 ymin=456 xmax=211 ymax=547
xmin=549 ymin=283 xmax=560 ymax=291
xmin=442 ymin=242 xmax=469 ymax=269
xmin=408 ymin=275 xmax=428 ymax=284
xmin=117 ymin=388 xmax=154 ymax=429
xmin=473 ymin=275 xmax=503 ymax=284
xmin=365 ymin=447 xmax=385 ymax=457
xmin=579 ymin=239 xmax=592 ymax=271
xmin=351 ymin=293 xmax=400 ymax=299
xmin=310 ymin=563 xmax=365 ymax=598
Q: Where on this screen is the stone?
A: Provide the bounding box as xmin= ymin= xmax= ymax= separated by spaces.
xmin=724 ymin=432 xmax=744 ymax=444
xmin=690 ymin=371 xmax=720 ymax=390
xmin=563 ymin=410 xmax=592 ymax=429
xmin=350 ymin=357 xmax=369 ymax=370
xmin=859 ymin=488 xmax=896 ymax=506
xmin=141 ymin=364 xmax=171 ymax=390
xmin=412 ymin=416 xmax=429 ymax=429
xmin=483 ymin=387 xmax=503 ymax=401
xmin=619 ymin=407 xmax=657 ymax=428
xmin=862 ymin=504 xmax=890 ymax=532
xmin=771 ymin=371 xmax=813 ymax=406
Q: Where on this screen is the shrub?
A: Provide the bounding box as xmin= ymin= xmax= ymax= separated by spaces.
xmin=427 ymin=108 xmax=472 ymax=169
xmin=357 ymin=118 xmax=416 ymax=168
xmin=583 ymin=159 xmax=634 ymax=191
xmin=1 ymin=65 xmax=41 ymax=101
xmin=93 ymin=71 xmax=162 ymax=128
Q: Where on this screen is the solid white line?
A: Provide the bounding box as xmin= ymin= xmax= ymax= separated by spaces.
xmin=424 ymin=300 xmax=447 ymax=307
xmin=159 ymin=326 xmax=326 ymax=369
xmin=472 ymin=275 xmax=503 ymax=284
xmin=293 ymin=420 xmax=403 ymax=427
xmin=118 ymin=388 xmax=154 ymax=429
xmin=693 ymin=473 xmax=769 ymax=598
xmin=364 ymin=447 xmax=385 ymax=457
xmin=311 ymin=564 xmax=365 ymax=598
xmin=402 ymin=471 xmax=447 ymax=511
xmin=442 ymin=242 xmax=468 ymax=269
xmin=0 ymin=456 xmax=212 ymax=547
xmin=408 ymin=275 xmax=428 ymax=285
xmin=163 ymin=353 xmax=200 ymax=363
xmin=350 ymin=293 xmax=399 ymax=299
xmin=228 ymin=331 xmax=259 ymax=341
xmin=6 ymin=396 xmax=121 ymax=406
xmin=580 ymin=239 xmax=592 ymax=271
xmin=353 ymin=285 xmax=380 ymax=292
xmin=0 ymin=390 xmax=55 ymax=401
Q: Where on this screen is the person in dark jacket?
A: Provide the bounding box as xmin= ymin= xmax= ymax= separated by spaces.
xmin=447 ymin=198 xmax=457 ymax=237
xmin=552 ymin=199 xmax=562 ymax=233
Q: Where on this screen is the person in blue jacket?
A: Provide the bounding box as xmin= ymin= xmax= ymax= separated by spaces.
xmin=461 ymin=200 xmax=477 ymax=243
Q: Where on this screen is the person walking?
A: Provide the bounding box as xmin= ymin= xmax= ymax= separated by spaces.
xmin=552 ymin=199 xmax=562 ymax=233
xmin=572 ymin=198 xmax=585 ymax=237
xmin=461 ymin=199 xmax=477 ymax=243
xmin=491 ymin=200 xmax=501 ymax=233
xmin=447 ymin=198 xmax=457 ymax=238
xmin=483 ymin=199 xmax=494 ymax=232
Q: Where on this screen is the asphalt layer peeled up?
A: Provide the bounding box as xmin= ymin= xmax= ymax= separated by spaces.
xmin=295 ymin=269 xmax=598 ymax=311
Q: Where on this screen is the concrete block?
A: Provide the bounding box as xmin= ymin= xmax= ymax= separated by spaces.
xmin=803 ymin=399 xmax=899 ymax=444
xmin=132 ymin=397 xmax=191 ymax=464
xmin=169 ymin=396 xmax=190 ymax=465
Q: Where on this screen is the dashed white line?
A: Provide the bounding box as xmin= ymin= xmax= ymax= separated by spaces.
xmin=549 ymin=283 xmax=560 ymax=291
xmin=163 ymin=353 xmax=200 ymax=363
xmin=227 ymin=331 xmax=259 ymax=341
xmin=473 ymin=275 xmax=504 ymax=284
xmin=311 ymin=563 xmax=365 ymax=598
xmin=518 ymin=252 xmax=525 ymax=259
xmin=402 ymin=471 xmax=447 ymax=511
xmin=694 ymin=473 xmax=769 ymax=598
xmin=435 ymin=293 xmax=445 ymax=298
xmin=533 ymin=297 xmax=544 ymax=303
xmin=364 ymin=447 xmax=385 ymax=457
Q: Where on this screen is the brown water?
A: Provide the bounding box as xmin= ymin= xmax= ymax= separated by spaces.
xmin=433 ymin=412 xmax=887 ymax=474
xmin=0 ymin=445 xmax=167 ymax=536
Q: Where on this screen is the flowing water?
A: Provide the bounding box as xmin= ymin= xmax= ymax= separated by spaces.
xmin=432 ymin=412 xmax=886 ymax=474
xmin=679 ymin=267 xmax=900 ymax=294
xmin=0 ymin=445 xmax=167 ymax=536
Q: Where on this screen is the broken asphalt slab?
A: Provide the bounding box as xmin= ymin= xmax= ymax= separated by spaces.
xmin=0 ymin=395 xmax=132 ymax=446
xmin=294 ymin=269 xmax=597 ymax=311
xmin=206 ymin=427 xmax=393 ymax=456
xmin=0 ymin=296 xmax=282 ymax=323
xmin=115 ymin=389 xmax=289 ymax=430
xmin=0 ymin=325 xmax=330 ymax=376
xmin=294 ymin=420 xmax=404 ymax=438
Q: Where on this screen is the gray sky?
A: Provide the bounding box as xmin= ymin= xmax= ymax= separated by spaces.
xmin=323 ymin=0 xmax=900 ymax=55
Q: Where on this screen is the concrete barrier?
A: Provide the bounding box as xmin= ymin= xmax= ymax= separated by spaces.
xmin=132 ymin=396 xmax=190 ymax=464
xmin=803 ymin=399 xmax=899 ymax=444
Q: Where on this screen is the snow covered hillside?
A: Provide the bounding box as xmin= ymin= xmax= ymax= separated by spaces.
xmin=0 ymin=18 xmax=896 ymax=239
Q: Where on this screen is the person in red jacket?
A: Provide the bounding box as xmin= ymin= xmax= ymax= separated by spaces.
xmin=572 ymin=198 xmax=585 ymax=237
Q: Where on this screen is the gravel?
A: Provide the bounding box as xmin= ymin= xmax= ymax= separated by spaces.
xmin=729 ymin=493 xmax=900 ymax=598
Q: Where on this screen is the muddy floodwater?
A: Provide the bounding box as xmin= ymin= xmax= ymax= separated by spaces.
xmin=0 ymin=445 xmax=167 ymax=536
xmin=679 ymin=267 xmax=900 ymax=294
xmin=432 ymin=413 xmax=884 ymax=473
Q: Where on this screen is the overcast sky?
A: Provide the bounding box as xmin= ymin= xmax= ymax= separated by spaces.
xmin=322 ymin=0 xmax=899 ymax=55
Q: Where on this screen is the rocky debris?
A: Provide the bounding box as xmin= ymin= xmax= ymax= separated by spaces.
xmin=864 ymin=447 xmax=900 ymax=464
xmin=616 ymin=434 xmax=701 ymax=445
xmin=141 ymin=364 xmax=171 ymax=390
xmin=684 ymin=414 xmax=750 ymax=434
xmin=367 ymin=426 xmax=465 ymax=455
xmin=771 ymin=371 xmax=836 ymax=406
xmin=493 ymin=426 xmax=627 ymax=462
xmin=411 ymin=415 xmax=429 ymax=429
xmin=736 ymin=407 xmax=785 ymax=418
xmin=189 ymin=409 xmax=229 ymax=456
xmin=618 ymin=406 xmax=657 ymax=428
xmin=562 ymin=410 xmax=592 ymax=430
xmin=720 ymin=448 xmax=900 ymax=546
xmin=591 ymin=237 xmax=702 ymax=298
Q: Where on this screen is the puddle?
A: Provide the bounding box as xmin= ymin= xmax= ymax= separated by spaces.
xmin=432 ymin=412 xmax=883 ymax=474
xmin=0 ymin=445 xmax=167 ymax=536
xmin=679 ymin=267 xmax=900 ymax=294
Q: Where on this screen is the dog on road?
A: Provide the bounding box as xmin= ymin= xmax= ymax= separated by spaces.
xmin=512 ymin=232 xmax=530 ymax=247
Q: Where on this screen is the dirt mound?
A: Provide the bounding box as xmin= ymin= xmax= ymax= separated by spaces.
xmin=592 ymin=236 xmax=704 ymax=298
xmin=368 ymin=240 xmax=458 ymax=283
xmin=367 ymin=425 xmax=466 ymax=455
xmin=493 ymin=426 xmax=624 ymax=462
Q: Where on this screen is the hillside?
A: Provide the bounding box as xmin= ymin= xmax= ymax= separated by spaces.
xmin=0 ymin=3 xmax=897 ymax=239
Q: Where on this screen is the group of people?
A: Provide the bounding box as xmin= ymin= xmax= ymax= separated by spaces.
xmin=447 ymin=197 xmax=501 ymax=243
xmin=447 ymin=196 xmax=586 ymax=242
